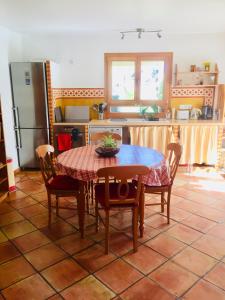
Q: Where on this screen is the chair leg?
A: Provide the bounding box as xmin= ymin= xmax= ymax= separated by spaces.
xmin=161 ymin=192 xmax=165 ymax=213
xmin=105 ymin=210 xmax=109 ymax=255
xmin=47 ymin=193 xmax=52 ymax=227
xmin=95 ymin=197 xmax=99 ymax=233
xmin=133 ymin=207 xmax=138 ymax=253
xmin=167 ymin=188 xmax=171 ymax=224
xmin=56 ymin=196 xmax=59 ymax=216
xmin=139 ymin=189 xmax=145 ymax=238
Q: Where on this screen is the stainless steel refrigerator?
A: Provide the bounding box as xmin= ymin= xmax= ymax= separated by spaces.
xmin=10 ymin=62 xmax=50 ymax=169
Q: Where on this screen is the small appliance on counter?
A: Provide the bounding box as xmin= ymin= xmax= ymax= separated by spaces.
xmin=201 ymin=105 xmax=213 ymax=120
xmin=64 ymin=106 xmax=90 ymax=123
xmin=176 ymin=104 xmax=192 ymax=120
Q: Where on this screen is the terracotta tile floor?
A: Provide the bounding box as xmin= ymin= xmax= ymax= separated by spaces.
xmin=0 ymin=167 xmax=225 ymax=299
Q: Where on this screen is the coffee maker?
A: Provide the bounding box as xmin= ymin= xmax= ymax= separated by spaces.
xmin=201 ymin=105 xmax=213 ymax=119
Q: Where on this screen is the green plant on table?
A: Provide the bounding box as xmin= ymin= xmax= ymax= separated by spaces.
xmin=102 ymin=135 xmax=117 ymax=148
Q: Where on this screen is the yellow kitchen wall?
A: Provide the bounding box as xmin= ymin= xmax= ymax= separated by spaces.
xmin=170 ymin=97 xmax=204 ymax=109
xmin=55 ymin=97 xmax=105 ymax=119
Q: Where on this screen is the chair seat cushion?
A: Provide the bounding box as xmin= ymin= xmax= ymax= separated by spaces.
xmin=47 ymin=175 xmax=79 ymax=191
xmin=95 ymin=182 xmax=137 ymax=207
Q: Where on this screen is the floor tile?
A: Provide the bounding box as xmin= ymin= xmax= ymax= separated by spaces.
xmin=172 ymin=247 xmax=217 ymax=276
xmin=95 ymin=259 xmax=143 ymax=294
xmin=16 ymin=180 xmax=45 ymax=195
xmin=2 ymin=274 xmax=55 ymax=300
xmin=181 ymin=214 xmax=216 ymax=233
xmin=18 ymin=203 xmax=47 ymax=218
xmin=0 ymin=230 xmax=8 ymax=243
xmin=0 ymin=210 xmax=24 ymax=227
xmin=207 ymin=223 xmax=225 ymax=240
xmin=204 ymin=262 xmax=225 ymax=290
xmin=195 ymin=206 xmax=225 ymax=222
xmin=25 ymin=243 xmax=67 ymax=271
xmin=175 ymin=199 xmax=202 ymax=213
xmin=56 ymin=233 xmax=94 ymax=255
xmin=192 ymin=235 xmax=225 ymax=259
xmin=61 ymin=275 xmax=115 ymax=300
xmin=149 ymin=261 xmax=198 ymax=297
xmin=29 ymin=212 xmax=58 ymax=228
xmin=2 ymin=220 xmax=36 ymax=239
xmin=145 ymin=215 xmax=176 ymax=231
xmin=183 ymin=279 xmax=225 ymax=300
xmin=9 ymin=196 xmax=37 ymax=209
xmin=31 ymin=191 xmax=48 ymax=202
xmin=145 ymin=233 xmax=186 ymax=258
xmin=12 ymin=230 xmax=51 ymax=253
xmin=101 ymin=231 xmax=140 ymax=256
xmin=125 ymin=224 xmax=160 ymax=243
xmin=0 ymin=202 xmax=14 ymax=215
xmin=41 ymin=258 xmax=88 ymax=292
xmin=67 ymin=213 xmax=95 ymax=228
xmin=0 ymin=256 xmax=35 ymax=289
xmin=7 ymin=190 xmax=28 ymax=201
xmin=166 ymin=224 xmax=202 ymax=244
xmin=40 ymin=220 xmax=76 ymax=241
xmin=74 ymin=244 xmax=116 ymax=272
xmin=120 ymin=277 xmax=175 ymax=300
xmin=123 ymin=245 xmax=167 ymax=275
xmin=0 ymin=241 xmax=20 ymax=264
xmin=161 ymin=207 xmax=192 ymax=222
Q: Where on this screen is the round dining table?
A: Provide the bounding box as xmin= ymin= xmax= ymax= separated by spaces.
xmin=56 ymin=144 xmax=170 ymax=237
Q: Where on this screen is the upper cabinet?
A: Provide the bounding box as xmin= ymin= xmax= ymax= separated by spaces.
xmin=174 ymin=63 xmax=219 ymax=87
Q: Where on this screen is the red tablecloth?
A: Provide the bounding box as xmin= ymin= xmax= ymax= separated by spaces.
xmin=56 ymin=145 xmax=170 ymax=186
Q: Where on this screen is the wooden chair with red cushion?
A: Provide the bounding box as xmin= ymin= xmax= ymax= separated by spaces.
xmin=95 ymin=165 xmax=149 ymax=254
xmin=36 ymin=145 xmax=83 ymax=235
xmin=140 ymin=143 xmax=182 ymax=235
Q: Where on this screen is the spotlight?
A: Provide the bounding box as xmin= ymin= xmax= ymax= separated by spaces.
xmin=157 ymin=31 xmax=162 ymax=38
xmin=138 ymin=32 xmax=141 ymax=39
xmin=121 ymin=33 xmax=125 ymax=40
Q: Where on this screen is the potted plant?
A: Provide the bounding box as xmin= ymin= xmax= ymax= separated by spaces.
xmin=140 ymin=104 xmax=160 ymax=121
xmin=95 ymin=135 xmax=120 ymax=157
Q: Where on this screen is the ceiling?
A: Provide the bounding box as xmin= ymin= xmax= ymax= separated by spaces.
xmin=0 ymin=0 xmax=225 ymax=35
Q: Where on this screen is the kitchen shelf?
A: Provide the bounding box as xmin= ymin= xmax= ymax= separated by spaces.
xmin=174 ymin=64 xmax=219 ymax=86
xmin=0 ymin=98 xmax=9 ymax=202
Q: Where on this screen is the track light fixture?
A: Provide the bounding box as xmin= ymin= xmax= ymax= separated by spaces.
xmin=120 ymin=28 xmax=162 ymax=40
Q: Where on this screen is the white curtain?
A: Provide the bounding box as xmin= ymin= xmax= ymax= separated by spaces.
xmin=179 ymin=125 xmax=218 ymax=165
xmin=129 ymin=126 xmax=174 ymax=155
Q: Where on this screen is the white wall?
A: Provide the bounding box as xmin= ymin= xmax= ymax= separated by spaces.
xmin=20 ymin=31 xmax=225 ymax=87
xmin=0 ymin=26 xmax=22 ymax=169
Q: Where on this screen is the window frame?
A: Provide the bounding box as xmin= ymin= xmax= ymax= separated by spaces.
xmin=104 ymin=52 xmax=173 ymax=118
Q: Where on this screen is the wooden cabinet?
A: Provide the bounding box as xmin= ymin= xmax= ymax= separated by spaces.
xmin=0 ymin=99 xmax=9 ymax=203
xmin=174 ymin=64 xmax=219 ymax=87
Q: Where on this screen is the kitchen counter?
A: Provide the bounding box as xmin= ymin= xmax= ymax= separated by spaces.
xmin=54 ymin=119 xmax=224 ymax=126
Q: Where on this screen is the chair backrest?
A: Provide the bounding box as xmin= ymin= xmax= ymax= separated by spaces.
xmin=90 ymin=132 xmax=122 ymax=145
xmin=167 ymin=143 xmax=182 ymax=184
xmin=36 ymin=144 xmax=56 ymax=185
xmin=97 ymin=165 xmax=149 ymax=207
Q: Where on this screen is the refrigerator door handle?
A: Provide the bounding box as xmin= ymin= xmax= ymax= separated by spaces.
xmin=16 ymin=106 xmax=21 ymax=129
xmin=13 ymin=106 xmax=18 ymax=128
xmin=15 ymin=128 xmax=22 ymax=149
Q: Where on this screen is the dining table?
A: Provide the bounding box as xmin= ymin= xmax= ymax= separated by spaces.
xmin=56 ymin=144 xmax=170 ymax=237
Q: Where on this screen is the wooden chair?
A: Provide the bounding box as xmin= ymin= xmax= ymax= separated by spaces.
xmin=141 ymin=143 xmax=182 ymax=233
xmin=35 ymin=145 xmax=83 ymax=235
xmin=95 ymin=165 xmax=149 ymax=254
xmin=90 ymin=132 xmax=122 ymax=145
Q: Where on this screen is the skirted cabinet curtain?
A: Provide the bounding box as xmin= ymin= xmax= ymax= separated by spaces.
xmin=129 ymin=126 xmax=174 ymax=155
xmin=179 ymin=125 xmax=218 ymax=165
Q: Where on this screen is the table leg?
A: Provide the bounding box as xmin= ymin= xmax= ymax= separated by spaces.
xmin=139 ymin=187 xmax=145 ymax=238
xmin=78 ymin=181 xmax=85 ymax=238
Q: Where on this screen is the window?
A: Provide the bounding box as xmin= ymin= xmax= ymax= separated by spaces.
xmin=105 ymin=52 xmax=173 ymax=116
